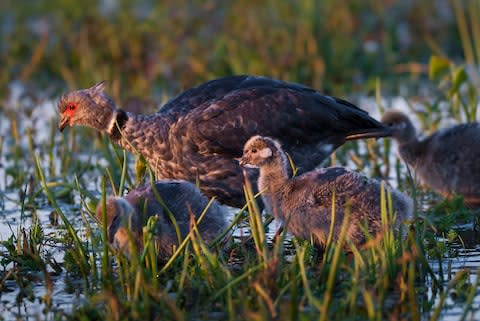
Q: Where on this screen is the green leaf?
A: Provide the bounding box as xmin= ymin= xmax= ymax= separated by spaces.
xmin=428 ymin=56 xmax=451 ymax=80
xmin=448 ymin=66 xmax=468 ymax=97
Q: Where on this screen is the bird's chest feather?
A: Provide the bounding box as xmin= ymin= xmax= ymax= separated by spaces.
xmin=146 ymin=135 xmax=238 ymax=183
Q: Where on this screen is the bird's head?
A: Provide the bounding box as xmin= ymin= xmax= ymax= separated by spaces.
xmin=96 ymin=197 xmax=142 ymax=252
xmin=58 ymin=81 xmax=117 ymax=132
xmin=96 ymin=197 xmax=135 ymax=229
xmin=381 ymin=110 xmax=417 ymax=144
xmin=239 ymin=135 xmax=283 ymax=168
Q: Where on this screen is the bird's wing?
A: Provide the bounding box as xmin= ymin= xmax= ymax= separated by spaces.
xmin=159 ymin=75 xmax=253 ymax=115
xmin=160 ymin=75 xmax=375 ymax=120
xmin=174 ymin=84 xmax=385 ymax=158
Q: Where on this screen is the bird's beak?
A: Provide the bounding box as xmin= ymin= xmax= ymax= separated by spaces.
xmin=237 ymin=156 xmax=246 ymax=166
xmin=238 ymin=156 xmax=257 ymax=168
xmin=58 ymin=116 xmax=69 ymax=132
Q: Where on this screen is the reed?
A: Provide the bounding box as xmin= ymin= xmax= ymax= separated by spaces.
xmin=1 ymin=1 xmax=479 ymax=320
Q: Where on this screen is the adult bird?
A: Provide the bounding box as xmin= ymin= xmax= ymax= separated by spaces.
xmin=58 ymin=75 xmax=391 ymax=208
xmin=381 ymin=109 xmax=480 ymax=207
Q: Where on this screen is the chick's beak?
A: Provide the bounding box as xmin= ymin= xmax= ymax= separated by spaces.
xmin=58 ymin=115 xmax=69 ymax=132
xmin=237 ymin=156 xmax=246 ymax=166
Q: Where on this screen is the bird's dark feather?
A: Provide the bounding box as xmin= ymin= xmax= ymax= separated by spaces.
xmin=120 ymin=76 xmax=389 ymax=207
xmin=64 ymin=75 xmax=390 ymax=208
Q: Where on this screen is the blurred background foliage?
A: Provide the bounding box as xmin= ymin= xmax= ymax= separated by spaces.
xmin=1 ymin=2 xmax=480 ymax=319
xmin=0 ymin=0 xmax=467 ymax=102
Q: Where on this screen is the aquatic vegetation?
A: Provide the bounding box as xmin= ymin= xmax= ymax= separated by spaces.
xmin=1 ymin=1 xmax=480 ymax=320
xmin=1 ymin=80 xmax=479 ymax=320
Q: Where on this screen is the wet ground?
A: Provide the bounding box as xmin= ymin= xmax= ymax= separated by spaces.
xmin=0 ymin=84 xmax=479 ymax=320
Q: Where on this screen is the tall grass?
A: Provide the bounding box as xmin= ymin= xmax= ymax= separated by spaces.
xmin=0 ymin=92 xmax=477 ymax=320
xmin=1 ymin=1 xmax=480 ymax=320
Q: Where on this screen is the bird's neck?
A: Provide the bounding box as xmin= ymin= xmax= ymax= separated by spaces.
xmin=258 ymin=157 xmax=290 ymax=195
xmin=110 ymin=112 xmax=171 ymax=163
xmin=397 ymin=138 xmax=422 ymax=168
xmin=106 ymin=109 xmax=129 ymax=140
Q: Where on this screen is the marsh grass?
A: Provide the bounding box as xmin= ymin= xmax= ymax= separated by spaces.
xmin=1 ymin=1 xmax=480 ymax=320
xmin=0 ymin=107 xmax=477 ymax=321
xmin=1 ymin=77 xmax=480 ymax=320
xmin=0 ymin=83 xmax=476 ymax=321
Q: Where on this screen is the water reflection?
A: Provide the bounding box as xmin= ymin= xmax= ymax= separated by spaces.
xmin=0 ymin=85 xmax=479 ymax=320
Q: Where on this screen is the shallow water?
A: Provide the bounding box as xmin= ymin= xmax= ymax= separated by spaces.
xmin=429 ymin=240 xmax=480 ymax=319
xmin=0 ymin=84 xmax=479 ymax=320
xmin=0 ymin=198 xmax=83 ymax=319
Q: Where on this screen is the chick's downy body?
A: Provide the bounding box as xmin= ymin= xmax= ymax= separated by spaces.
xmin=96 ymin=180 xmax=228 ymax=257
xmin=240 ymin=136 xmax=412 ymax=247
xmin=381 ymin=109 xmax=480 ymax=206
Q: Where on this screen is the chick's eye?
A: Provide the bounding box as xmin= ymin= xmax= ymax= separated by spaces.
xmin=251 ymin=148 xmax=257 ymax=153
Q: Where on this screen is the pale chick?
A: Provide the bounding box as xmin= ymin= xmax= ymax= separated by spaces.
xmin=239 ymin=135 xmax=412 ymax=249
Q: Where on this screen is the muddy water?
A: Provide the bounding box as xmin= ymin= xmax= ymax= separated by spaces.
xmin=0 ymin=86 xmax=479 ymax=320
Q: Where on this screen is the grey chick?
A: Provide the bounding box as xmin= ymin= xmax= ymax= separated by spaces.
xmin=381 ymin=109 xmax=480 ymax=207
xmin=239 ymin=135 xmax=412 ymax=248
xmin=95 ymin=180 xmax=228 ymax=257
xmin=58 ymin=75 xmax=391 ymax=208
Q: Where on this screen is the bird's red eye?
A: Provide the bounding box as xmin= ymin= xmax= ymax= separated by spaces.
xmin=64 ymin=102 xmax=78 ymax=114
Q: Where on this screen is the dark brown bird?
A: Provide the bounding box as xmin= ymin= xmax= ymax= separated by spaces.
xmin=58 ymin=75 xmax=391 ymax=208
xmin=381 ymin=109 xmax=480 ymax=207
xmin=96 ymin=180 xmax=228 ymax=257
xmin=239 ymin=136 xmax=412 ymax=248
